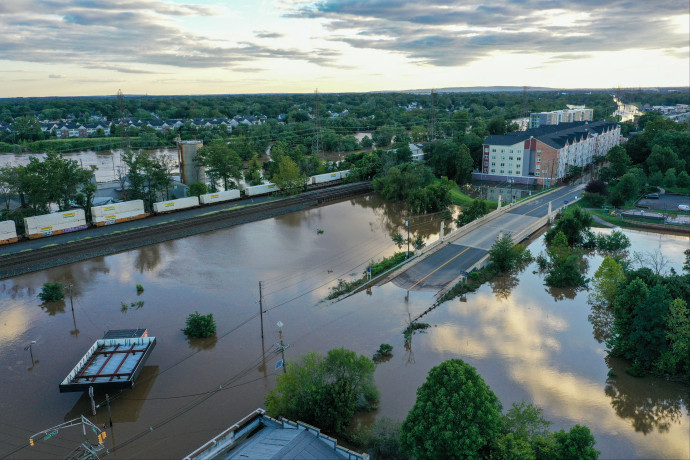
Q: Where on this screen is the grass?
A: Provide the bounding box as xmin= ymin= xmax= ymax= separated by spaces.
xmin=448 ymin=186 xmax=498 ymax=209
xmin=41 ymin=243 xmax=58 ymax=248
xmin=664 ymin=186 xmax=690 ymax=195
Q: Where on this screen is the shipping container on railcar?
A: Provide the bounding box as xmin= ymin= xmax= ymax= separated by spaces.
xmin=152 ymin=196 xmax=200 ymax=213
xmin=91 ymin=200 xmax=149 ymax=227
xmin=309 ymin=172 xmax=341 ymax=185
xmin=199 ymin=189 xmax=241 ymax=205
xmin=245 ymin=183 xmax=280 ymax=197
xmin=0 ymin=220 xmax=18 ymax=245
xmin=24 ymin=209 xmax=88 ymax=239
xmin=340 ymin=169 xmax=349 ymax=179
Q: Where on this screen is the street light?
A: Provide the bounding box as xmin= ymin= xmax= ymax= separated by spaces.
xmin=24 ymin=340 xmax=37 ymax=363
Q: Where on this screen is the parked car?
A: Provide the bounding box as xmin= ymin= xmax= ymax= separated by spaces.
xmin=645 ymin=193 xmax=660 ymax=199
xmin=678 ymin=204 xmax=690 ymax=211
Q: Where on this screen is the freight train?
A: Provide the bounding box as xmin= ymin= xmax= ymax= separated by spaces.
xmin=0 ymin=170 xmax=349 ymax=244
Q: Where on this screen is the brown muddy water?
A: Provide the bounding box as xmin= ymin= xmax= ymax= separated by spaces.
xmin=0 ymin=195 xmax=688 ymax=459
xmin=0 ymin=148 xmax=178 ymax=183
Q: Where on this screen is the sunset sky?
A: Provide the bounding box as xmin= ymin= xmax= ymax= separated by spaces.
xmin=1 ymin=0 xmax=688 ymax=97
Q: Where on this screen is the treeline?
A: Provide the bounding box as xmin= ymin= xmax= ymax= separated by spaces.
xmin=585 ymin=112 xmax=690 ymax=207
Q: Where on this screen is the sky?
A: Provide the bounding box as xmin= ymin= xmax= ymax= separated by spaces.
xmin=1 ymin=0 xmax=688 ymax=97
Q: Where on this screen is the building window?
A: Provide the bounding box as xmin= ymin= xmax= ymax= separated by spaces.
xmin=500 ymin=163 xmax=505 ymax=167
xmin=536 ymin=172 xmax=540 ymax=176
xmin=536 ymin=165 xmax=541 ymax=170
xmin=492 ymin=148 xmax=496 ymax=152
xmin=510 ymin=149 xmax=513 ymax=153
xmin=517 ymin=157 xmax=521 ymax=161
xmin=537 ymin=158 xmax=541 ymax=162
xmin=537 ymin=151 xmax=542 ymax=155
xmin=491 ymin=162 xmax=495 ymax=166
xmin=491 ymin=155 xmax=496 ymax=159
xmin=491 ymin=169 xmax=495 ymax=173
xmin=509 ymin=156 xmax=513 ymax=160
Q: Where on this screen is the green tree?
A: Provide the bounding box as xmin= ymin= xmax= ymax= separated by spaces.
xmin=272 ymin=156 xmax=306 ymax=195
xmin=195 ymin=140 xmax=242 ymax=191
xmin=544 ymin=206 xmax=594 ymax=248
xmin=628 ymin=285 xmax=670 ymax=370
xmin=360 ymin=135 xmax=373 ymax=149
xmin=400 ymin=359 xmax=502 ymax=459
xmin=489 ymin=235 xmax=531 ymax=273
xmin=265 ymin=348 xmax=378 ymax=435
xmin=183 ymin=311 xmax=216 ymax=338
xmin=552 ymin=425 xmax=599 ymax=460
xmin=606 ymin=145 xmax=631 ymax=177
xmin=13 ymin=116 xmax=43 ymax=142
xmin=364 ymin=418 xmax=406 ymax=460
xmin=188 ymin=181 xmax=208 ymax=197
xmin=590 ymin=257 xmax=626 ymax=306
xmin=655 ymin=298 xmax=690 ymax=375
xmin=456 ymin=144 xmax=474 ymax=185
xmin=609 ymin=278 xmax=649 ymax=361
xmin=122 ymin=150 xmax=173 ymax=210
xmin=39 ymin=282 xmax=64 ymax=302
xmin=663 ymin=168 xmax=677 ymax=188
xmin=542 ymin=232 xmax=587 ymax=288
xmin=244 ymin=154 xmax=263 ymax=186
xmin=676 ymin=170 xmax=690 ymax=188
xmin=457 ymin=199 xmax=490 ymax=226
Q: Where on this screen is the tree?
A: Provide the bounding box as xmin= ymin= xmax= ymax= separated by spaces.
xmin=589 ymin=257 xmax=626 ymax=306
xmin=122 ymin=150 xmax=173 ymax=210
xmin=188 ymin=181 xmax=208 ymax=197
xmin=542 ymin=232 xmax=587 ymax=289
xmin=13 ymin=116 xmax=43 ymax=142
xmin=360 ymin=135 xmax=373 ymax=149
xmin=663 ymin=168 xmax=677 ymax=188
xmin=606 ymin=145 xmax=631 ymax=177
xmin=457 ymin=199 xmax=490 ymax=226
xmin=183 ymin=311 xmax=216 ymax=338
xmin=195 ymin=140 xmax=242 ymax=191
xmin=400 ymin=359 xmax=502 ymax=459
xmin=487 ymin=116 xmax=507 ymax=135
xmin=244 ymin=154 xmax=263 ymax=186
xmin=489 ymin=235 xmax=530 ymax=273
xmin=655 ymin=298 xmax=690 ymax=376
xmin=677 ymin=170 xmax=690 ymax=188
xmin=39 ymin=282 xmax=64 ymax=302
xmin=610 ymin=278 xmax=649 ymax=361
xmin=628 ymin=285 xmax=670 ymax=370
xmin=265 ymin=348 xmax=378 ymax=435
xmin=272 ymin=156 xmax=306 ymax=195
xmin=544 ymin=206 xmax=594 ymax=248
xmin=552 ymin=425 xmax=599 ymax=460
xmin=364 ymin=418 xmax=406 ymax=460
xmin=455 ymin=144 xmax=474 ymax=185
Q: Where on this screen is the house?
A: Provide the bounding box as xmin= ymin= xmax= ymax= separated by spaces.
xmin=529 ymin=108 xmax=593 ymax=128
xmin=184 ymin=408 xmax=368 ymax=460
xmin=479 ymin=121 xmax=621 ymax=185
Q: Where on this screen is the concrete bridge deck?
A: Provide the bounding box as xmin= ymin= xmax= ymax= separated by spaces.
xmin=388 ymin=185 xmax=584 ymax=293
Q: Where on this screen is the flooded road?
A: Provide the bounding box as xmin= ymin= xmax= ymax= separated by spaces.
xmin=0 ymin=195 xmax=687 ymax=459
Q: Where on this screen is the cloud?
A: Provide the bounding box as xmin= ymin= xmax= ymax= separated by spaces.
xmin=48 ymin=73 xmax=66 ymax=79
xmin=255 ymin=31 xmax=284 ymax=39
xmin=286 ymin=0 xmax=689 ymax=66
xmin=0 ymin=0 xmax=341 ymax=72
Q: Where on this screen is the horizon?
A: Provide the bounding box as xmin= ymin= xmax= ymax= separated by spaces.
xmin=1 ymin=1 xmax=688 ymax=97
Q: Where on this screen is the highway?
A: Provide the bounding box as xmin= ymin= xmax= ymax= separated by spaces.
xmin=390 ymin=185 xmax=584 ymax=292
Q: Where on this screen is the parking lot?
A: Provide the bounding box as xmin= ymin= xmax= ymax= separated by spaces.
xmin=637 ymin=193 xmax=690 ymax=211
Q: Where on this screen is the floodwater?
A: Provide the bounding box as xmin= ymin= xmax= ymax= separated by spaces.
xmin=0 ymin=148 xmax=179 ymax=183
xmin=0 ymin=195 xmax=688 ymax=459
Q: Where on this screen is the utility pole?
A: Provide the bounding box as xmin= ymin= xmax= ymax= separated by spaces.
xmin=428 ymin=89 xmax=436 ymax=141
xmin=258 ymin=282 xmax=264 ymax=340
xmin=406 ymin=219 xmax=410 ymax=258
xmin=313 ymin=89 xmax=322 ymax=158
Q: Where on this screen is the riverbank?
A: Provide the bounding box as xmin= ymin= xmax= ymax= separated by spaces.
xmin=0 ymin=137 xmax=175 ymax=154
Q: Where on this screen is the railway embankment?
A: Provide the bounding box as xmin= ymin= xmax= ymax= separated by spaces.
xmin=0 ymin=182 xmax=372 ymax=280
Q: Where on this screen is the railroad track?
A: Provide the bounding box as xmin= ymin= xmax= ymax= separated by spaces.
xmin=0 ymin=182 xmax=372 ymax=280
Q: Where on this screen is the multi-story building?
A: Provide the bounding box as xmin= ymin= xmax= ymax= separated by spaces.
xmin=479 ymin=121 xmax=620 ymax=185
xmin=529 ymin=108 xmax=593 ymax=128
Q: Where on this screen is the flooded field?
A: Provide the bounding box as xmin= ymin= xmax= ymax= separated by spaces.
xmin=0 ymin=194 xmax=687 ymax=459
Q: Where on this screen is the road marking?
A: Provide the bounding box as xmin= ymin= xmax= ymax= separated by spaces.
xmin=408 ymin=246 xmax=471 ymax=290
xmin=523 ymin=189 xmax=574 ymax=216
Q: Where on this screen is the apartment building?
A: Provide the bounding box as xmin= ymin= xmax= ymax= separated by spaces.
xmin=480 ymin=121 xmax=620 ymax=185
xmin=529 ymin=108 xmax=594 ymax=128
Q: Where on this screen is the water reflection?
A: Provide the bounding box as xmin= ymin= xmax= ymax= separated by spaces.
xmin=604 ymin=357 xmax=687 ymax=435
xmin=489 ymin=273 xmax=519 ymax=299
xmin=64 ymin=366 xmax=160 ymax=424
xmin=135 ymin=245 xmax=163 ymax=273
xmin=186 ymin=335 xmax=218 ymax=351
xmin=40 ymin=299 xmax=66 ymax=316
xmin=543 ymin=285 xmax=580 ymax=301
xmin=588 ymin=302 xmax=614 ymax=344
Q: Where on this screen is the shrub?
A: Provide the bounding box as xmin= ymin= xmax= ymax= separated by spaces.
xmin=373 ymin=344 xmax=393 ymax=363
xmin=585 ymin=179 xmax=608 ymax=196
xmin=364 ymin=418 xmax=406 ymax=460
xmin=583 ymin=192 xmax=606 ymax=208
xmin=188 ymin=181 xmax=209 ymax=197
xmin=136 ymin=284 xmax=144 ymax=293
xmin=38 ymin=283 xmax=64 ymax=302
xmin=183 ymin=311 xmax=217 ymax=338
xmin=596 ymin=231 xmax=631 ymax=252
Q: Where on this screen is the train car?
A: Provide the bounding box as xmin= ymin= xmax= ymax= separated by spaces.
xmin=0 ymin=220 xmax=18 ymax=245
xmin=245 ymin=183 xmax=280 ymax=197
xmin=309 ymin=172 xmax=341 ymax=185
xmin=152 ymin=196 xmax=199 ymax=213
xmin=24 ymin=209 xmax=88 ymax=240
xmin=91 ymin=200 xmax=148 ymax=227
xmin=199 ymin=190 xmax=241 ymax=205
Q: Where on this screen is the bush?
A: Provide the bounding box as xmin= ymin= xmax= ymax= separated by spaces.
xmin=596 ymin=231 xmax=631 ymax=252
xmin=585 ymin=179 xmax=608 ymax=196
xmin=38 ymin=283 xmax=64 ymax=302
xmin=188 ymin=181 xmax=209 ymax=197
xmin=373 ymin=344 xmax=393 ymax=363
xmin=183 ymin=311 xmax=217 ymax=338
xmin=488 ymin=236 xmax=532 ymax=273
xmin=364 ymin=418 xmax=406 ymax=460
xmin=583 ymin=192 xmax=606 ymax=208
xmin=136 ymin=284 xmax=144 ymax=293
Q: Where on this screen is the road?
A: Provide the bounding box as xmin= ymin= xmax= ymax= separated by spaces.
xmin=391 ymin=185 xmax=583 ymax=292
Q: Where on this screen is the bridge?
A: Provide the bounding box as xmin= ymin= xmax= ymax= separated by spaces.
xmin=382 ymin=185 xmax=584 ymax=295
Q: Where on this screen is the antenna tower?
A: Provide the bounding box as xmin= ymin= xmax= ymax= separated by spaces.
xmin=521 ymin=85 xmax=528 ymax=119
xmin=313 ymin=89 xmax=322 ymax=158
xmin=117 ymin=89 xmax=130 ymax=150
